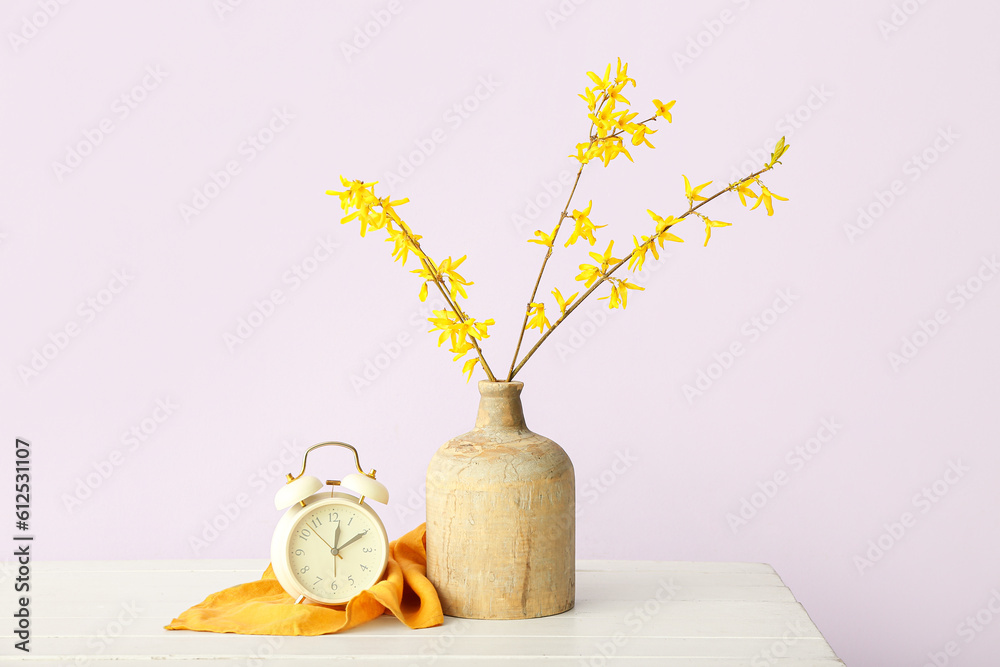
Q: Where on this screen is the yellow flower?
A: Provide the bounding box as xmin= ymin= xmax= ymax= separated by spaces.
xmin=564 ymin=200 xmax=606 ymax=247
xmin=614 ymin=58 xmax=636 ymax=88
xmin=733 ymin=180 xmax=758 ymax=207
xmin=528 ymin=226 xmax=557 ymax=248
xmin=450 ymin=337 xmax=474 ymax=360
xmin=589 ymin=240 xmax=621 ymax=273
xmin=578 ymin=87 xmax=599 ymax=112
xmin=430 ymin=313 xmax=494 ymax=354
xmin=652 ymin=99 xmax=675 ymax=123
xmin=341 ymin=203 xmax=384 ymax=237
xmin=569 ymin=141 xmax=601 ymax=164
xmin=575 ymin=263 xmax=603 ymax=288
xmin=617 ymin=279 xmax=644 ymax=308
xmin=380 ymin=196 xmax=409 ymax=224
xmin=628 ymin=235 xmax=658 ymax=272
xmin=599 ymin=137 xmax=633 ymax=166
xmin=526 ymin=302 xmax=551 ymax=332
xmin=600 ymin=283 xmax=621 ymax=309
xmin=750 ymin=185 xmax=788 ymax=216
xmin=607 ymin=80 xmax=631 ymax=106
xmin=612 ymin=109 xmax=639 ymax=133
xmin=683 ymin=174 xmax=712 ymax=203
xmin=461 ymin=357 xmax=480 ymax=382
xmin=630 ymin=124 xmax=656 ymax=148
xmin=438 ymin=255 xmax=473 ymax=299
xmin=427 ymin=309 xmax=460 ymax=347
xmin=700 ymin=215 xmax=732 ymax=246
xmin=385 ymin=225 xmax=421 ymax=265
xmin=552 ymin=287 xmax=578 ymax=314
xmin=647 ymin=210 xmax=684 ymax=247
xmin=587 ymin=63 xmax=612 ymax=90
xmin=599 ymin=278 xmax=644 ymax=309
xmin=325 ymin=176 xmax=377 ymax=212
xmin=589 ymin=103 xmax=617 ymax=138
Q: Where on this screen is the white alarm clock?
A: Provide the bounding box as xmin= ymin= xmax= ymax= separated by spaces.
xmin=271 ymin=441 xmax=390 ymax=605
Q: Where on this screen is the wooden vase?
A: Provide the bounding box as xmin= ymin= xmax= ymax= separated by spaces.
xmin=425 ymin=380 xmax=575 ymax=619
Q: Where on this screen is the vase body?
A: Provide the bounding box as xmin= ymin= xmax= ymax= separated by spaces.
xmin=425 ymin=381 xmax=575 ymax=619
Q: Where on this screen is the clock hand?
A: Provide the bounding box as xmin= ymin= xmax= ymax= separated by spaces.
xmin=311 ymin=528 xmax=344 ymax=560
xmin=338 ymin=531 xmax=367 ymax=550
xmin=332 ymin=522 xmax=342 ymax=578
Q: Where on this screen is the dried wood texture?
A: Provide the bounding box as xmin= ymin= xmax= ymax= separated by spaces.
xmin=426 ymin=381 xmax=575 ymax=619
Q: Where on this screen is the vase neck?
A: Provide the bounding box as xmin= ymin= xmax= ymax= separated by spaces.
xmin=475 ymin=381 xmax=527 ymax=431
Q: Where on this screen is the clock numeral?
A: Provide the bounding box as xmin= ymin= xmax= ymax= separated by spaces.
xmin=313 ymin=576 xmax=323 ymax=586
xmin=310 ymin=517 xmax=322 ymax=528
xmin=299 ymin=528 xmax=312 ymax=540
xmin=329 ymin=512 xmax=339 ymax=522
xmin=299 ymin=566 xmax=310 ymax=574
xmin=294 ymin=549 xmax=304 ymax=556
xmin=330 ymin=581 xmax=338 ymax=592
xmin=359 ymin=564 xmax=370 ymax=572
xmin=347 ymin=516 xmax=353 ymax=526
xmin=362 ymin=547 xmax=374 ymax=553
xmin=348 ymin=575 xmax=355 ymax=586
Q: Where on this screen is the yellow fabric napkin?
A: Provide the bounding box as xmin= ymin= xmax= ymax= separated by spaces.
xmin=165 ymin=523 xmax=443 ymax=635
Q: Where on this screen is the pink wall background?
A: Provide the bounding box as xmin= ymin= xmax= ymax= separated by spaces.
xmin=2 ymin=1 xmax=998 ymax=664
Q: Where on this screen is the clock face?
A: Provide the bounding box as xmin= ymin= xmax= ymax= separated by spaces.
xmin=284 ymin=498 xmax=388 ymax=604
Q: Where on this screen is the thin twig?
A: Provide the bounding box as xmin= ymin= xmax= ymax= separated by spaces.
xmin=505 ymin=162 xmax=586 ymax=381
xmin=505 ymin=93 xmax=618 ymax=381
xmin=389 ymin=208 xmax=498 ymax=381
xmin=508 ymin=166 xmax=773 ymax=380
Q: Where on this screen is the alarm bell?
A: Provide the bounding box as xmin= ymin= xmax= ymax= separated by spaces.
xmin=274 ymin=441 xmax=389 ymax=510
xmin=340 ymin=472 xmax=389 ymax=504
xmin=274 ymin=475 xmax=323 ymax=510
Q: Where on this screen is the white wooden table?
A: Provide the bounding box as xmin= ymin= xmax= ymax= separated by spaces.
xmin=1 ymin=560 xmax=844 ymax=665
